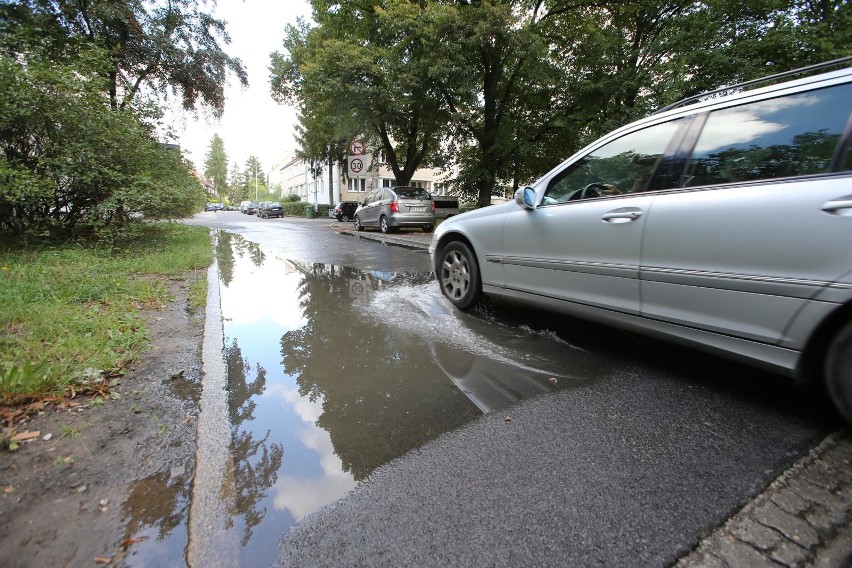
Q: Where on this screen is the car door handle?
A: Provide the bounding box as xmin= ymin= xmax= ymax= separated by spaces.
xmin=821 ymin=197 xmax=852 ymax=213
xmin=601 ymin=208 xmax=643 ymax=222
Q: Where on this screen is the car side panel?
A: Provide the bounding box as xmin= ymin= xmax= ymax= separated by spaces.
xmin=640 ymin=176 xmax=852 ymax=347
xmin=499 ymin=195 xmax=653 ymax=315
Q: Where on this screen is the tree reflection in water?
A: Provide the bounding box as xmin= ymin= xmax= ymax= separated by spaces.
xmin=280 ymin=262 xmax=479 ymax=481
xmin=215 ymin=231 xmax=265 ymax=287
xmin=223 ymin=338 xmax=284 ymax=546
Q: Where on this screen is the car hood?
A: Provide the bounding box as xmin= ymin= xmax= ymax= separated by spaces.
xmin=439 ymin=200 xmax=516 ymax=227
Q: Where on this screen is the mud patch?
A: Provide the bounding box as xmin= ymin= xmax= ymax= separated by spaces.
xmin=0 ymin=275 xmax=205 ymax=567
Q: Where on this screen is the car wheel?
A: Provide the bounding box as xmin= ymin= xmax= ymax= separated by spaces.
xmin=437 ymin=241 xmax=481 ymax=310
xmin=422 ymin=224 xmax=434 ymax=233
xmin=380 ymin=215 xmax=390 ymax=234
xmin=826 ymin=320 xmax=852 ymax=424
xmin=354 ymin=215 xmax=364 ymax=231
xmin=342 ymin=214 xmax=350 ymax=222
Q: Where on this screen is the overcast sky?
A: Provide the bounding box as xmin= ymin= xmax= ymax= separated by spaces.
xmin=162 ymin=0 xmax=313 ymax=175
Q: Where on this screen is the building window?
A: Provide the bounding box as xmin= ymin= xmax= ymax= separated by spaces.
xmin=349 ymin=178 xmax=366 ymax=192
xmin=381 ymin=178 xmax=394 ymax=188
xmin=432 ymin=182 xmax=446 ymax=195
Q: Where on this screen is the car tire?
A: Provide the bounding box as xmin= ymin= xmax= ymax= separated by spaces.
xmin=826 ymin=320 xmax=852 ymax=424
xmin=380 ymin=215 xmax=391 ymax=234
xmin=422 ymin=225 xmax=434 ymax=233
xmin=342 ymin=214 xmax=350 ymax=222
xmin=437 ymin=241 xmax=481 ymax=310
xmin=354 ymin=215 xmax=364 ymax=231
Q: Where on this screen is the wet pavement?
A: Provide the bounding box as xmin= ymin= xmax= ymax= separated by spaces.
xmin=180 ymin=212 xmax=850 ymax=567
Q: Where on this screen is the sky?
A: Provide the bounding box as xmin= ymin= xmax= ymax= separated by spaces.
xmin=162 ymin=0 xmax=314 ymax=176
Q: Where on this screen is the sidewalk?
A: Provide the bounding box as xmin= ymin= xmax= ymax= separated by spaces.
xmin=326 ymin=218 xmax=852 ymax=567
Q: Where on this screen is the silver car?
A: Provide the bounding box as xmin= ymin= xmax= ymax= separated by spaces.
xmin=354 ymin=186 xmax=436 ymax=233
xmin=430 ymin=60 xmax=852 ymax=422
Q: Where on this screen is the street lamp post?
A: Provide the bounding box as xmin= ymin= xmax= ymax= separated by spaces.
xmin=254 ymin=162 xmax=258 ymax=201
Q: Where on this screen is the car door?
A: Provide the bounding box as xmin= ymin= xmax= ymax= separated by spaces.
xmin=359 ymin=190 xmax=379 ymax=226
xmin=500 ymin=118 xmax=687 ymax=315
xmin=640 ymin=81 xmax=852 ymax=347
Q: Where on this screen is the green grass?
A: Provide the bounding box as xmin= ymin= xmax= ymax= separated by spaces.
xmin=0 ymin=223 xmax=212 ymax=400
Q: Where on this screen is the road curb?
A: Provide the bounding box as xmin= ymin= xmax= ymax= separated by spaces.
xmin=676 ymin=428 xmax=852 ymax=567
xmin=337 ymin=229 xmax=431 ymax=251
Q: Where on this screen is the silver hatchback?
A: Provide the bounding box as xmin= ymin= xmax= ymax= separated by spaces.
xmin=354 ymin=186 xmax=436 ymax=233
xmin=430 ymin=61 xmax=852 ymax=423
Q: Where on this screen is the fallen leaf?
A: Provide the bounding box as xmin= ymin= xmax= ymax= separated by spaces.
xmin=93 ymin=556 xmax=111 ymax=565
xmin=4 ymin=486 xmax=15 ymax=494
xmin=548 ymin=377 xmax=558 ymax=385
xmin=504 ymin=416 xmax=513 ymax=422
xmin=11 ymin=431 xmax=40 ymax=442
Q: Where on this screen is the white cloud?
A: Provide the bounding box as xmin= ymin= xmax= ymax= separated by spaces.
xmin=161 ymin=0 xmax=314 ymax=175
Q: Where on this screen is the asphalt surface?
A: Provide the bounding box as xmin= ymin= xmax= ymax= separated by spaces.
xmin=192 ymin=213 xmax=852 ymax=567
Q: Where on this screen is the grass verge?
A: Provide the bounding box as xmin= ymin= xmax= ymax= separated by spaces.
xmin=0 ymin=223 xmax=212 ymax=403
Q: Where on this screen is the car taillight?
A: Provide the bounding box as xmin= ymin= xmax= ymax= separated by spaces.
xmin=390 ymin=200 xmax=399 ymax=213
xmin=431 ymin=202 xmax=436 ymax=213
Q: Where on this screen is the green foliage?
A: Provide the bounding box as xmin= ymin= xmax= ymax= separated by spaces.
xmin=204 ymin=134 xmax=229 ymax=199
xmin=270 ymin=0 xmax=450 ymax=187
xmin=1 ymin=0 xmax=247 ymax=115
xmin=0 ymin=47 xmax=206 ymax=241
xmin=283 ymin=194 xmax=301 ymax=203
xmin=0 ymin=224 xmax=212 ymax=398
xmin=271 ymin=0 xmax=849 ymax=205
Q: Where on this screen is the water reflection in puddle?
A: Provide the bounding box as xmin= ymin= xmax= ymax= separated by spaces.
xmin=209 ymin=232 xmax=602 ymax=564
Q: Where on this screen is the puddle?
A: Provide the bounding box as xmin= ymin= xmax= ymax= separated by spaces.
xmin=183 ymin=232 xmax=609 ymax=565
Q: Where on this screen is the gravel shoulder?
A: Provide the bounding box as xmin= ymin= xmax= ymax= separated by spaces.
xmin=0 ymin=275 xmax=204 ymax=567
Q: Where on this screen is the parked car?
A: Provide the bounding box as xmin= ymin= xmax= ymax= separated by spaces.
xmin=429 ymin=59 xmax=852 ymax=422
xmin=205 ymin=202 xmax=224 ymax=211
xmin=332 ymin=201 xmax=359 ymax=222
xmin=433 ymin=196 xmax=460 ymax=220
xmin=354 ymin=187 xmax=436 ymax=233
xmin=258 ymin=201 xmax=283 ymax=219
xmin=247 ymin=201 xmax=259 ymax=215
xmin=240 ymin=200 xmax=252 ymax=214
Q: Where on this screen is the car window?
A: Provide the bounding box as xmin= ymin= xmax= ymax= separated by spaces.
xmin=683 ymin=83 xmax=852 ymax=187
xmin=543 ymin=119 xmax=683 ymax=204
xmin=395 ymin=188 xmax=430 ymax=200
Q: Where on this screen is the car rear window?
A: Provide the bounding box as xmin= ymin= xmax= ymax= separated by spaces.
xmin=395 ymin=188 xmax=430 ymax=200
xmin=683 ymin=82 xmax=852 ymax=186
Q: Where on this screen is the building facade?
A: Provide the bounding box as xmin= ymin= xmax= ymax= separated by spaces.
xmin=269 ymin=151 xmax=455 ymax=206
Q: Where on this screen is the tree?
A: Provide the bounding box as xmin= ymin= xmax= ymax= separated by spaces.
xmin=241 ymin=155 xmax=267 ymax=201
xmin=0 ymin=44 xmax=204 ymax=239
xmin=204 ymin=134 xmax=228 ymax=199
xmin=269 ymin=0 xmax=449 ymax=187
xmin=1 ymin=0 xmax=247 ymax=115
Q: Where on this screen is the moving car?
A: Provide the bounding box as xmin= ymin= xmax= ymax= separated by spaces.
xmin=258 ymin=201 xmax=283 ymax=219
xmin=332 ymin=201 xmax=359 ymax=222
xmin=429 ymin=59 xmax=852 ymax=422
xmin=354 ymin=186 xmax=436 ymax=233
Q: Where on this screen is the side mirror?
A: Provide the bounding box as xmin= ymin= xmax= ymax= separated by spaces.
xmin=515 ymin=186 xmax=536 ymax=210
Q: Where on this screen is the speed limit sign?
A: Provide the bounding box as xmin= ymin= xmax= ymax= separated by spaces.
xmin=349 ymin=279 xmax=367 ymax=300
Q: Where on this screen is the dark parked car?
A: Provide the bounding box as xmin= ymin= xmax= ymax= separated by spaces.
xmin=205 ymin=202 xmax=224 ymax=211
xmin=332 ymin=201 xmax=359 ymax=222
xmin=258 ymin=201 xmax=283 ymax=218
xmin=247 ymin=201 xmax=259 ymax=215
xmin=354 ymin=186 xmax=436 ymax=233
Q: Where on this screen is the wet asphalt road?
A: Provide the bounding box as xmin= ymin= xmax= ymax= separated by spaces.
xmin=185 ymin=212 xmax=843 ymax=566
